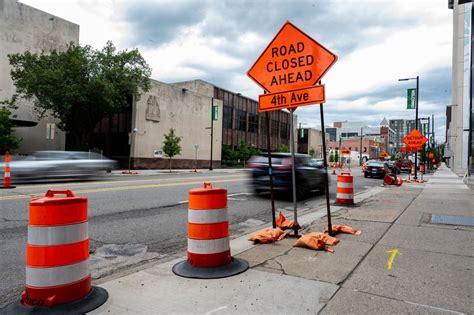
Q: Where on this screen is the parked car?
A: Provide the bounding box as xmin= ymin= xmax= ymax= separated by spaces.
xmin=364 ymin=160 xmax=386 ymax=178
xmin=395 ymin=159 xmax=413 ymax=172
xmin=248 ymin=153 xmax=326 ymax=200
xmin=0 ymin=151 xmax=119 ymax=183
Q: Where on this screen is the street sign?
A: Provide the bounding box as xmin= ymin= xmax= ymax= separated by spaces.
xmin=247 ymin=21 xmax=337 ymax=95
xmin=341 ymin=149 xmax=351 ymax=155
xmin=407 ymin=88 xmax=416 ymax=109
xmin=402 ymin=129 xmax=428 ymax=150
xmin=258 ymin=85 xmax=325 ymax=112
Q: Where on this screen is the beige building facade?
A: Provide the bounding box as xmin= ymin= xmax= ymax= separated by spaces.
xmin=0 ymin=0 xmax=79 ymax=153
xmin=130 ymin=79 xmax=223 ymax=169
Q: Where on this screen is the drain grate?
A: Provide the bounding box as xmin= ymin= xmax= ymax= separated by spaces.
xmin=430 ymin=214 xmax=474 ymax=227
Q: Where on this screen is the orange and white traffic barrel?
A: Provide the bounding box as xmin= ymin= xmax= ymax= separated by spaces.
xmin=395 ymin=177 xmax=403 ymax=186
xmin=1 ymin=151 xmax=15 ymax=189
xmin=335 ymin=172 xmax=354 ymax=205
xmin=173 ymin=182 xmax=248 ymax=279
xmin=3 ymin=190 xmax=108 ymax=314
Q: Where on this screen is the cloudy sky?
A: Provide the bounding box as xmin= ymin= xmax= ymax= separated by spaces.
xmin=22 ymin=0 xmax=452 ymax=141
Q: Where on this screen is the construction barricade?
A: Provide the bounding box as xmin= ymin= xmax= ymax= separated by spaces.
xmin=3 ymin=190 xmax=108 ymax=314
xmin=173 ymin=182 xmax=248 ymax=279
xmin=335 ymin=172 xmax=354 ymax=205
xmin=1 ymin=151 xmax=15 ymax=189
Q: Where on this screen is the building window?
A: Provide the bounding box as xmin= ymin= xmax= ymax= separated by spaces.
xmin=248 ymin=113 xmax=258 ymax=133
xmin=234 ymin=109 xmax=246 ymax=131
xmin=223 ymin=106 xmax=233 ymax=129
xmin=280 ymin=122 xmax=289 ymax=139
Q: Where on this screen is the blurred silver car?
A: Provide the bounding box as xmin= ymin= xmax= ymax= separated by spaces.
xmin=0 ymin=151 xmax=119 ymax=183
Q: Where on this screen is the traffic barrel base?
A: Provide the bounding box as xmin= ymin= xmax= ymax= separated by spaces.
xmin=172 ymin=182 xmax=249 ymax=279
xmin=172 ymin=257 xmax=249 ymax=279
xmin=1 ymin=286 xmax=108 ymax=315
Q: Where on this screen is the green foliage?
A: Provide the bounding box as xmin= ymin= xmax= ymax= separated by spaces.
xmin=308 ymin=147 xmax=316 ymax=157
xmin=0 ymin=96 xmax=21 ymax=153
xmin=237 ymin=140 xmax=259 ymax=163
xmin=329 ymin=152 xmax=335 ymax=162
xmin=8 ymin=41 xmax=151 ymax=150
xmin=162 ymin=128 xmax=182 ymax=171
xmin=276 ymin=144 xmax=289 ymax=152
xmin=334 ymin=150 xmax=339 ymax=162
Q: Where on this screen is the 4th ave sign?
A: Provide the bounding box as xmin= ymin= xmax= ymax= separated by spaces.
xmin=258 ymin=85 xmax=325 ymax=112
xmin=247 ymin=21 xmax=337 ymax=111
xmin=402 ymin=129 xmax=428 ymax=151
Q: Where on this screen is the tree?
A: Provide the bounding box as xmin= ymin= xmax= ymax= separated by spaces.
xmin=276 ymin=144 xmax=289 ymax=152
xmin=0 ymin=96 xmax=22 ymax=154
xmin=308 ymin=147 xmax=316 ymax=157
xmin=162 ymin=128 xmax=182 ymax=172
xmin=329 ymin=152 xmax=335 ymax=163
xmin=8 ymin=41 xmax=151 ymax=150
xmin=235 ymin=140 xmax=259 ymax=167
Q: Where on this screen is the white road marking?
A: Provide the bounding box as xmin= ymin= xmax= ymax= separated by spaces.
xmin=206 ymin=306 xmax=228 ymax=315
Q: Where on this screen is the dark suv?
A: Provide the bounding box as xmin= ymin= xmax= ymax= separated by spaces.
xmin=395 ymin=159 xmax=413 ymax=172
xmin=248 ymin=153 xmax=326 ymax=200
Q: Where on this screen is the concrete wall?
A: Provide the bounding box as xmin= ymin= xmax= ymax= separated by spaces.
xmin=0 ymin=0 xmax=79 ymax=153
xmin=308 ymin=129 xmax=324 ymax=158
xmin=449 ymin=2 xmax=471 ymax=175
xmin=131 ymin=80 xmax=223 ymax=169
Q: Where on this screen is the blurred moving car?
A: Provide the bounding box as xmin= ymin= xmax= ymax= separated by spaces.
xmin=0 ymin=151 xmax=119 ymax=183
xmin=364 ymin=160 xmax=386 ymax=178
xmin=395 ymin=159 xmax=413 ymax=172
xmin=248 ymin=153 xmax=326 ymax=200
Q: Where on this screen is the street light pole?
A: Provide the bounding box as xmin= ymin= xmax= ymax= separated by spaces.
xmin=209 ymin=97 xmax=214 ymax=171
xmin=399 ymin=75 xmax=419 ymax=180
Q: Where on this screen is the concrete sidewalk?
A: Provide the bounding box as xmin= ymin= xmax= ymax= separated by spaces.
xmin=112 ymin=168 xmax=249 ymax=176
xmin=90 ymin=164 xmax=473 ymax=314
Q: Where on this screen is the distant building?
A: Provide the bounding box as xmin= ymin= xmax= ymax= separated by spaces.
xmin=447 ymin=1 xmax=473 ymax=175
xmin=0 ymin=0 xmax=80 ymax=153
xmin=297 ymin=128 xmax=325 ymax=158
xmin=325 ymin=127 xmax=337 ymax=141
xmin=389 ymin=119 xmax=416 ymax=150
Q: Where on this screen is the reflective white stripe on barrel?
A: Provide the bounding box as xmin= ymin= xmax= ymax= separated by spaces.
xmin=26 ymin=259 xmax=90 ymax=287
xmin=337 ymin=193 xmax=353 ymax=199
xmin=187 ymin=238 xmax=230 ymax=254
xmin=188 ymin=208 xmax=228 ymax=224
xmin=4 ymin=172 xmax=10 ymax=177
xmin=337 ymin=182 xmax=353 ymax=188
xmin=28 ymin=222 xmax=88 ymax=246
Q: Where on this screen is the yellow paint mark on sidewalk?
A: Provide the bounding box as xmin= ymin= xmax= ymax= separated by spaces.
xmin=386 ymin=248 xmax=401 ymax=270
xmin=0 ymin=177 xmax=248 ymax=201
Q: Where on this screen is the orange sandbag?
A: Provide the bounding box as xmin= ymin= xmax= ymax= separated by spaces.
xmin=276 ymin=212 xmax=301 ymax=230
xmin=294 ymin=232 xmax=338 ymax=252
xmin=249 ymin=227 xmax=288 ymax=244
xmin=328 ymin=224 xmax=361 ymax=235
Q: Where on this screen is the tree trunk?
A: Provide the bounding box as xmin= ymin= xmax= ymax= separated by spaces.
xmin=169 ymin=157 xmax=172 ymax=172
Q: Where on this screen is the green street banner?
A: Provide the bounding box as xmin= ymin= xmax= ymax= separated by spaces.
xmin=407 ymin=88 xmax=416 ymax=109
xmin=212 ymin=105 xmax=218 ymax=121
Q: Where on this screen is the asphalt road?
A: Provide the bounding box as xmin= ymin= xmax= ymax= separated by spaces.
xmin=0 ymin=167 xmax=382 ymax=308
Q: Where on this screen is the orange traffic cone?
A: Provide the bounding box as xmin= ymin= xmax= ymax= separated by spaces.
xmin=1 ymin=151 xmax=15 ymax=189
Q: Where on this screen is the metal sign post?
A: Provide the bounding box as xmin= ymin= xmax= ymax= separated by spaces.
xmin=289 ymin=108 xmax=298 ymax=236
xmin=265 ymin=111 xmax=277 ymax=229
xmin=319 ymin=81 xmax=333 ymax=236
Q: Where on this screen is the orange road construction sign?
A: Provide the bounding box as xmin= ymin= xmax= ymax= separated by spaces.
xmin=340 ymin=149 xmax=351 ymax=155
xmin=246 ymin=21 xmax=337 ymax=112
xmin=259 ymin=85 xmax=325 ymax=112
xmin=402 ymin=129 xmax=427 ymax=151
